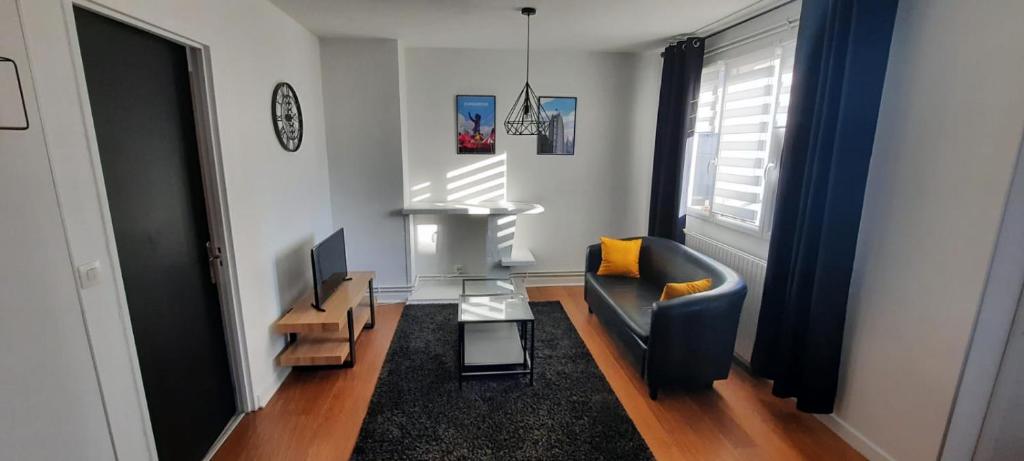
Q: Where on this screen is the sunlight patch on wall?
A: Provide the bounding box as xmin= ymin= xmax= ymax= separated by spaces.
xmin=465 ymin=189 xmax=505 ymax=205
xmin=495 ymin=214 xmax=516 ymax=251
xmin=447 ymin=177 xmax=506 ymax=201
xmin=442 ymin=152 xmax=509 ymax=204
xmin=446 ymin=166 xmax=505 ymax=190
xmin=416 ymin=224 xmax=438 ymax=255
xmin=446 ymin=153 xmax=507 ymax=179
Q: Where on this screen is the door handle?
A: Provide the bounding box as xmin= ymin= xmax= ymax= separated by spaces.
xmin=206 ymin=241 xmax=222 ymax=285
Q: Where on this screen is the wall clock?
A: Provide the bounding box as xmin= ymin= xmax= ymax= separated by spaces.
xmin=271 ymin=82 xmax=303 ymax=152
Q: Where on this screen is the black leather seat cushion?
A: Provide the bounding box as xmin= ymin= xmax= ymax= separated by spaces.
xmin=585 ymin=273 xmax=661 ymax=340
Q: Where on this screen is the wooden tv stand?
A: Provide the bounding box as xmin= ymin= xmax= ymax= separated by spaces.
xmin=274 ymin=271 xmax=376 ymax=367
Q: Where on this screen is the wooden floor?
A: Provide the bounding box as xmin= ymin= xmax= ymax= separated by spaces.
xmin=214 ymin=286 xmax=864 ymax=460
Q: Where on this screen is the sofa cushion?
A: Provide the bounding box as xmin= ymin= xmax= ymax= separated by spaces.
xmin=597 ymin=236 xmax=641 ymax=278
xmin=659 ymin=278 xmax=713 ymax=301
xmin=585 ymin=273 xmax=662 ymax=340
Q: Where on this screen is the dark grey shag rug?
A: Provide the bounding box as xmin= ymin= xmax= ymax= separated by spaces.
xmin=352 ymin=301 xmax=653 ymax=460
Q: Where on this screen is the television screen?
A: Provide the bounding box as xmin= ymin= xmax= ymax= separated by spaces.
xmin=311 ymin=228 xmax=349 ymax=311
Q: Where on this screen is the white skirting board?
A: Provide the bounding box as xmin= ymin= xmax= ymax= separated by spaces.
xmin=737 ymin=354 xmax=891 ymax=461
xmin=257 ymin=365 xmax=291 ymax=409
xmin=815 ymin=413 xmax=895 ymax=461
xmin=374 ymin=284 xmax=415 ymax=303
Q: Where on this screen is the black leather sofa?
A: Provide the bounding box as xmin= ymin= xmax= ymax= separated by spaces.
xmin=584 ymin=236 xmax=747 ymax=399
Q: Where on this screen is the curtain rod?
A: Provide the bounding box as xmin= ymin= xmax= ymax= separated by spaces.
xmin=662 ymin=0 xmax=798 ymax=53
xmin=705 ymin=18 xmax=799 ymax=56
xmin=703 ymin=0 xmax=797 ymax=41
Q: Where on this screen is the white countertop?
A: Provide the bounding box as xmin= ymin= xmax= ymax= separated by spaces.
xmin=400 ymin=201 xmax=545 ymax=216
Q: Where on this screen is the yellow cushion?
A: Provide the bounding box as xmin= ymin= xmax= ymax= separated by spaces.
xmin=596 ymin=237 xmax=641 ymax=278
xmin=659 ymin=278 xmax=714 ymax=301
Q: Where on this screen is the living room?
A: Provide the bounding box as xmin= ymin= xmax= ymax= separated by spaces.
xmin=2 ymin=0 xmax=1023 ymax=460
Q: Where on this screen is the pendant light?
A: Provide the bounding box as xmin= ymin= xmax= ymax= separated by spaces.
xmin=504 ymin=7 xmax=549 ymax=136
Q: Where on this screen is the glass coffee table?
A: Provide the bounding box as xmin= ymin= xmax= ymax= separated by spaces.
xmin=457 ymin=293 xmax=535 ymax=387
xmin=461 ymin=277 xmax=523 ymax=297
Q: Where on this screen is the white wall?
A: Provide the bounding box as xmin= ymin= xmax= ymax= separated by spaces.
xmin=403 ymin=48 xmax=650 ymax=273
xmin=832 ymin=0 xmax=1024 ymax=460
xmin=0 ymin=2 xmax=114 ymax=459
xmin=16 ymin=0 xmax=332 ymax=458
xmin=624 ymin=51 xmax=662 ymax=234
xmin=320 ymin=38 xmax=409 ymax=288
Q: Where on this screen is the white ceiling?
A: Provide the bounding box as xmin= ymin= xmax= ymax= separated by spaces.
xmin=271 ymin=0 xmax=760 ymax=52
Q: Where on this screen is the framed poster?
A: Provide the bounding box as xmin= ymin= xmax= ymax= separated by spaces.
xmin=537 ymin=96 xmax=576 ymax=155
xmin=456 ymin=95 xmax=496 ymax=155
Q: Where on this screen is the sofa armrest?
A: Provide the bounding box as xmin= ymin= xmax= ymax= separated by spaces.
xmin=646 ymin=279 xmax=747 ymax=385
xmin=585 ymin=243 xmax=602 ymax=274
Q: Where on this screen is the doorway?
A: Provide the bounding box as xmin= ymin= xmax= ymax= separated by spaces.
xmin=74 ymin=7 xmax=238 ymax=460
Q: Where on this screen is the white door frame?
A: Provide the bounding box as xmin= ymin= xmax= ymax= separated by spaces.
xmin=57 ymin=0 xmax=255 ymax=457
xmin=940 ymin=131 xmax=1024 ymax=459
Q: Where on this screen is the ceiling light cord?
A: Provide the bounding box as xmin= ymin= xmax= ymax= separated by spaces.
xmin=525 ymin=13 xmax=530 ymax=83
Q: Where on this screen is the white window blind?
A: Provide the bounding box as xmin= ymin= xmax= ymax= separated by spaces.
xmin=687 ymin=37 xmax=796 ymax=230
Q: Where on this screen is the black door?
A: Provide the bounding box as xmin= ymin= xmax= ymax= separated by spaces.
xmin=74 ymin=8 xmax=237 ymax=461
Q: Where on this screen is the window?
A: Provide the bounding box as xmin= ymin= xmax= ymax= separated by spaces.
xmin=686 ymin=36 xmax=796 ymax=233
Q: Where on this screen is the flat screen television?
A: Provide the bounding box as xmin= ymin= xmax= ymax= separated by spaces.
xmin=311 ymin=228 xmax=350 ymax=311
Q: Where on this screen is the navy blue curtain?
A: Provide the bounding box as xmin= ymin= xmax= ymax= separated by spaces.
xmin=750 ymin=0 xmax=899 ymax=413
xmin=648 ymin=38 xmax=704 ymax=243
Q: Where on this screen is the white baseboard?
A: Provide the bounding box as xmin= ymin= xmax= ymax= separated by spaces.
xmin=731 ymin=358 xmax=892 ymax=461
xmin=257 ymin=365 xmax=291 ymax=409
xmin=815 ymin=413 xmax=894 ymax=461
xmin=374 ymin=284 xmax=414 ymax=303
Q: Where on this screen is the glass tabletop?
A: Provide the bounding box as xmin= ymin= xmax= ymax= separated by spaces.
xmin=458 ymin=294 xmax=534 ymax=323
xmin=461 ymin=278 xmax=519 ymax=296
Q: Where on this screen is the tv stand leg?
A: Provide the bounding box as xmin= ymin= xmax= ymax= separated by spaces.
xmin=367 ymin=277 xmax=376 ymax=329
xmin=345 ymin=307 xmax=356 ymax=367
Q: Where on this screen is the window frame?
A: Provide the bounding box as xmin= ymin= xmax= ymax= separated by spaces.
xmin=685 ymin=42 xmax=791 ymax=239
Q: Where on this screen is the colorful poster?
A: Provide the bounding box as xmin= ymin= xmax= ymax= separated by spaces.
xmin=456 ymin=95 xmax=497 ymax=155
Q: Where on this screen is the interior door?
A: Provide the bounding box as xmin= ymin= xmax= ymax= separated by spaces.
xmin=74 ymin=8 xmax=237 ymax=460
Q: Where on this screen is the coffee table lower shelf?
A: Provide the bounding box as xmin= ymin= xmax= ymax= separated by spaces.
xmin=458 ymin=321 xmax=534 ymax=387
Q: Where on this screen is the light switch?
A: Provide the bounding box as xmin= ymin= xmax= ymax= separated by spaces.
xmin=76 ymin=260 xmax=102 ymax=289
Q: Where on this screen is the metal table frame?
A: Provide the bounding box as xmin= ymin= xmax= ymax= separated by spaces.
xmin=456 ymin=292 xmax=535 ymax=388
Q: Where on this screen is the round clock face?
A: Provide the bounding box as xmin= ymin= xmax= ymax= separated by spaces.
xmin=271 ymin=82 xmax=303 ymax=152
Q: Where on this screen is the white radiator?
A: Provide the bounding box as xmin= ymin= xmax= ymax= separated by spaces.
xmin=684 ymin=232 xmax=767 ymax=364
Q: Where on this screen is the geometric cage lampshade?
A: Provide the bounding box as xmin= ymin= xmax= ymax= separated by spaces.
xmin=503 ymin=7 xmax=549 ymax=136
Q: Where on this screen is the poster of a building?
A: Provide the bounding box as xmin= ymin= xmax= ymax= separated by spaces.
xmin=537 ymin=96 xmax=576 ymax=155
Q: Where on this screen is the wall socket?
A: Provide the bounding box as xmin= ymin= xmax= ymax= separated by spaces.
xmin=454 ymin=264 xmax=465 ymax=274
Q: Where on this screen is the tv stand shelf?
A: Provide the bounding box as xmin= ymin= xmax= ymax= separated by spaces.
xmin=274 ymin=271 xmax=375 ymax=367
